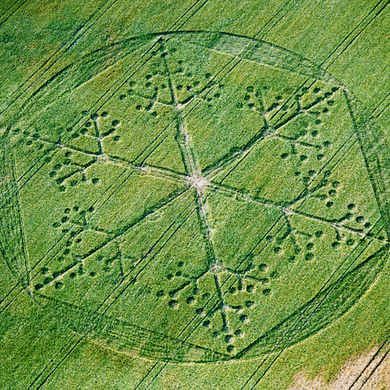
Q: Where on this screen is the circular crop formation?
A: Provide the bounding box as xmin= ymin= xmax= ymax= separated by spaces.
xmin=2 ymin=32 xmax=387 ymax=362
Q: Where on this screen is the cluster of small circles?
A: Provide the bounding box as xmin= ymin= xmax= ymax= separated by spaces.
xmin=83 ymin=110 xmax=122 ymax=142
xmin=49 ymin=154 xmax=99 ymax=192
xmin=268 ymin=232 xmax=290 ymax=256
xmin=154 ymin=253 xmax=279 ymax=353
xmin=35 ymin=258 xmax=86 ymax=291
xmin=237 ymin=85 xmax=276 ymax=113
xmin=95 ymin=253 xmax=118 ymax=274
xmin=294 ymin=169 xmax=318 ymax=186
xmin=316 ymin=180 xmax=341 ymax=208
xmin=121 ymin=54 xmax=222 ymax=111
xmin=276 ymin=225 xmax=323 ymax=262
xmin=66 ymin=262 xmax=91 ymax=282
xmin=331 ymin=236 xmax=355 ymax=249
xmin=165 ymin=260 xmax=186 ymax=282
xmin=184 ymin=73 xmax=224 ymax=108
xmin=36 ymin=249 xmax=118 ymax=293
xmin=172 ymin=58 xmax=221 ymax=103
xmin=304 ymin=241 xmax=315 ymax=261
xmin=209 ymin=313 xmax=249 ymax=353
xmin=237 ymin=85 xmax=338 ymax=114
xmin=35 ymin=266 xmax=62 ymax=290
xmin=173 ymin=59 xmax=197 ymax=81
xmin=222 ymin=329 xmax=245 ymax=353
xmin=52 ymin=205 xmax=94 ymax=233
xmin=121 ymin=79 xmax=161 ymax=116
xmin=233 ymin=261 xmax=273 ymax=296
xmin=128 ymin=78 xmax=160 ymax=95
xmin=160 ymin=284 xmax=211 ymax=311
xmin=346 ymin=203 xmax=371 ymax=228
xmin=279 ymin=144 xmax=332 ymax=190
xmin=156 ymin=261 xmax=193 ymax=309
xmin=299 ymin=85 xmax=338 ymax=101
xmin=134 ymin=102 xmax=158 ymax=118
xmin=34 ymin=279 xmax=62 ymax=291
xmin=200 ymin=88 xmax=223 ymax=109
xmin=156 ymin=254 xmax=276 ymax=350
xmin=12 ymin=128 xmax=46 ymax=150
xmin=81 ymin=110 xmax=109 ymax=119
xmin=279 ymin=139 xmax=331 ymax=166
xmin=103 ymin=119 xmax=122 ymax=142
xmin=67 ymin=111 xmax=108 ymax=140
xmin=275 ymin=85 xmax=340 ymax=165
xmin=336 ymin=203 xmax=371 ymax=233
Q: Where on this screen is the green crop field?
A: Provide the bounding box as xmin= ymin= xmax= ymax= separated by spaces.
xmin=0 ymin=1 xmax=388 ymax=389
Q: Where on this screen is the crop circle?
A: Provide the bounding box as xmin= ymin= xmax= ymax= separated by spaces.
xmin=3 ymin=31 xmax=387 ymax=363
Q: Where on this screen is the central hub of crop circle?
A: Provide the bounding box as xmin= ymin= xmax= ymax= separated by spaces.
xmin=188 ymin=173 xmax=209 ymax=194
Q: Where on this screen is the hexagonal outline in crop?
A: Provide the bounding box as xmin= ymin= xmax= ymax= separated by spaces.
xmin=0 ymin=31 xmax=388 ymax=363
